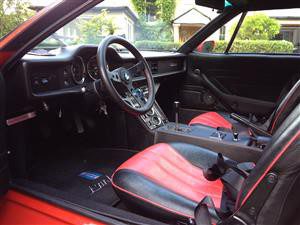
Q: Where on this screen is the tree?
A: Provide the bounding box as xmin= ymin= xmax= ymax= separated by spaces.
xmin=131 ymin=0 xmax=176 ymax=23
xmin=136 ymin=20 xmax=173 ymax=41
xmin=230 ymin=13 xmax=281 ymax=40
xmin=131 ymin=0 xmax=148 ymax=16
xmin=79 ymin=10 xmax=118 ymax=44
xmin=155 ymin=0 xmax=176 ymax=23
xmin=0 ymin=0 xmax=34 ymax=38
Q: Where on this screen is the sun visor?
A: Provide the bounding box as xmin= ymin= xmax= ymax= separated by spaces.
xmin=196 ymin=0 xmax=300 ymax=11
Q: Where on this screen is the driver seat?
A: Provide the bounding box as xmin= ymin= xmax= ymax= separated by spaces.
xmin=189 ymin=78 xmax=300 ymax=134
xmin=112 ymin=104 xmax=300 ymax=224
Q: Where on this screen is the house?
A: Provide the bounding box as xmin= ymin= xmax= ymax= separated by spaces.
xmin=266 ymin=9 xmax=300 ymax=51
xmin=172 ymin=0 xmax=218 ymax=43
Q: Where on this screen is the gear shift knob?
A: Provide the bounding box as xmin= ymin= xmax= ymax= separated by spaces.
xmin=174 ymin=101 xmax=180 ymax=130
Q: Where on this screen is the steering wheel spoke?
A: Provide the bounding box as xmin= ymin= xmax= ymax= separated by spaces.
xmin=128 ymin=61 xmax=145 ymax=77
xmin=108 ymin=69 xmax=122 ymax=83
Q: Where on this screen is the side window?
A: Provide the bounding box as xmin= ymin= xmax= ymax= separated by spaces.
xmin=196 ymin=8 xmax=300 ymax=55
xmin=229 ymin=9 xmax=298 ymax=54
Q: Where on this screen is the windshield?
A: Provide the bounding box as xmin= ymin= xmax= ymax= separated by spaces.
xmin=34 ymin=0 xmax=218 ymax=52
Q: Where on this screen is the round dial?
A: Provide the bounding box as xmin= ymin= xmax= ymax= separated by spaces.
xmin=71 ymin=56 xmax=85 ymax=84
xmin=87 ymin=55 xmax=100 ymax=80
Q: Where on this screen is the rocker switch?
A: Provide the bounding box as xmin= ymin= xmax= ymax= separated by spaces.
xmin=233 ymin=131 xmax=239 ymax=142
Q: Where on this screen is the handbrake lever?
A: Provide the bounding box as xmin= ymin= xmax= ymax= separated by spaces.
xmin=230 ymin=113 xmax=271 ymax=137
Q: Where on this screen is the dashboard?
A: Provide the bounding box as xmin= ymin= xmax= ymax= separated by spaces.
xmin=20 ymin=45 xmax=186 ymax=99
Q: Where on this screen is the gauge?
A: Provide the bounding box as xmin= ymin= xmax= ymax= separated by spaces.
xmin=87 ymin=55 xmax=100 ymax=80
xmin=71 ymin=56 xmax=85 ymax=84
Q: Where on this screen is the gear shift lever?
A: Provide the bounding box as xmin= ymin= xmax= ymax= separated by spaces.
xmin=174 ymin=101 xmax=180 ymax=131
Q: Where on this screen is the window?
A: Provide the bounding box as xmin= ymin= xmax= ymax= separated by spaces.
xmin=280 ymin=30 xmax=294 ymax=42
xmin=197 ymin=8 xmax=300 ymax=55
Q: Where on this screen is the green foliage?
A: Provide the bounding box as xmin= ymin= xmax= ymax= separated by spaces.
xmin=0 ymin=0 xmax=34 ymax=38
xmin=155 ymin=0 xmax=176 ymax=23
xmin=131 ymin=0 xmax=176 ymax=23
xmin=79 ymin=10 xmax=117 ymax=44
xmin=135 ymin=40 xmax=180 ymax=51
xmin=131 ymin=0 xmax=148 ymax=16
xmin=212 ymin=40 xmax=294 ymax=54
xmin=136 ymin=20 xmax=173 ymax=42
xmin=230 ymin=13 xmax=280 ymax=40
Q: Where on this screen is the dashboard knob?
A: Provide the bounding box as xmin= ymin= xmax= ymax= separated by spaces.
xmin=203 ymin=92 xmax=216 ymax=106
xmin=151 ymin=116 xmax=162 ymax=126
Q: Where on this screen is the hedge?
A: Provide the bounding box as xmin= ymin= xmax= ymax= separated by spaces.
xmin=213 ymin=40 xmax=294 ymax=54
xmin=135 ymin=40 xmax=181 ymax=51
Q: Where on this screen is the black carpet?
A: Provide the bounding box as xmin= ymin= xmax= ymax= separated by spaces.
xmin=29 ymin=148 xmax=136 ymax=206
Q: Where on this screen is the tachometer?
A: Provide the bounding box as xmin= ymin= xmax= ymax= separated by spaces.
xmin=87 ymin=55 xmax=100 ymax=80
xmin=71 ymin=56 xmax=85 ymax=84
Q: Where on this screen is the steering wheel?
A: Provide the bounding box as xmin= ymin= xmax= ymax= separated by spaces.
xmin=96 ymin=35 xmax=155 ymax=115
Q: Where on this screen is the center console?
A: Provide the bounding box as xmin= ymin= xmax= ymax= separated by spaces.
xmin=139 ymin=102 xmax=168 ymax=130
xmin=150 ymin=101 xmax=268 ymax=163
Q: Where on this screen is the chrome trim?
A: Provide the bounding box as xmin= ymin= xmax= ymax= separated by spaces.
xmin=71 ymin=56 xmax=85 ymax=84
xmin=87 ymin=55 xmax=99 ymax=81
xmin=233 ymin=216 xmax=248 ymax=225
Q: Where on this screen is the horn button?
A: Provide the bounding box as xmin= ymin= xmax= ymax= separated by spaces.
xmin=120 ymin=68 xmax=132 ymax=83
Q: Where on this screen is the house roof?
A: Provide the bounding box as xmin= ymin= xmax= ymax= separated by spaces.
xmin=173 ymin=8 xmax=211 ymax=25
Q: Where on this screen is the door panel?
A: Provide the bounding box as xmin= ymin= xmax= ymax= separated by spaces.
xmin=0 ymin=73 xmax=9 ymax=196
xmin=179 ymin=53 xmax=300 ymax=121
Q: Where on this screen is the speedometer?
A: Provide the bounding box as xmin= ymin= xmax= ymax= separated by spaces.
xmin=87 ymin=55 xmax=100 ymax=80
xmin=71 ymin=56 xmax=85 ymax=84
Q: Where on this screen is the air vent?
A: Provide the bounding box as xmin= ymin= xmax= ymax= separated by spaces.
xmin=150 ymin=62 xmax=158 ymax=74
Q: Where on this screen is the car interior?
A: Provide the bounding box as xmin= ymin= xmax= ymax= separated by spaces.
xmin=1 ymin=0 xmax=300 ymax=225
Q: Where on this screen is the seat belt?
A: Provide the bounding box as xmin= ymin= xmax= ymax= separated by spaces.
xmin=193 ymin=154 xmax=255 ymax=225
xmin=203 ymin=153 xmax=255 ymax=206
xmin=192 ymin=196 xmax=221 ymax=225
xmin=203 ymin=153 xmax=253 ymax=181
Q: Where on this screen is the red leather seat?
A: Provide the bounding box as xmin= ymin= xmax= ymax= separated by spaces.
xmin=112 ymin=143 xmax=223 ymax=219
xmin=189 ymin=111 xmax=233 ymax=129
xmin=112 ymin=103 xmax=300 ymax=224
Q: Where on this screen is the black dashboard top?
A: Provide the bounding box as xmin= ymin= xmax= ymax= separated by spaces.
xmin=20 ymin=45 xmax=186 ymax=99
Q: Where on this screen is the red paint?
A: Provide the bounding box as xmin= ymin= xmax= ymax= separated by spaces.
xmin=0 ymin=51 xmax=15 ymax=66
xmin=0 ymin=190 xmax=106 ymax=225
xmin=113 ymin=143 xmax=223 ymax=218
xmin=240 ymin=131 xmax=300 ymax=206
xmin=189 ymin=112 xmax=232 ymax=129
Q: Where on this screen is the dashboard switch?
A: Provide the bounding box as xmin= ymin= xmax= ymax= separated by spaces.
xmin=41 ymin=78 xmax=49 ymax=85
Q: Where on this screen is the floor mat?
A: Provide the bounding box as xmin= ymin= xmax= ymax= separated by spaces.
xmin=29 ymin=148 xmax=136 ymax=206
